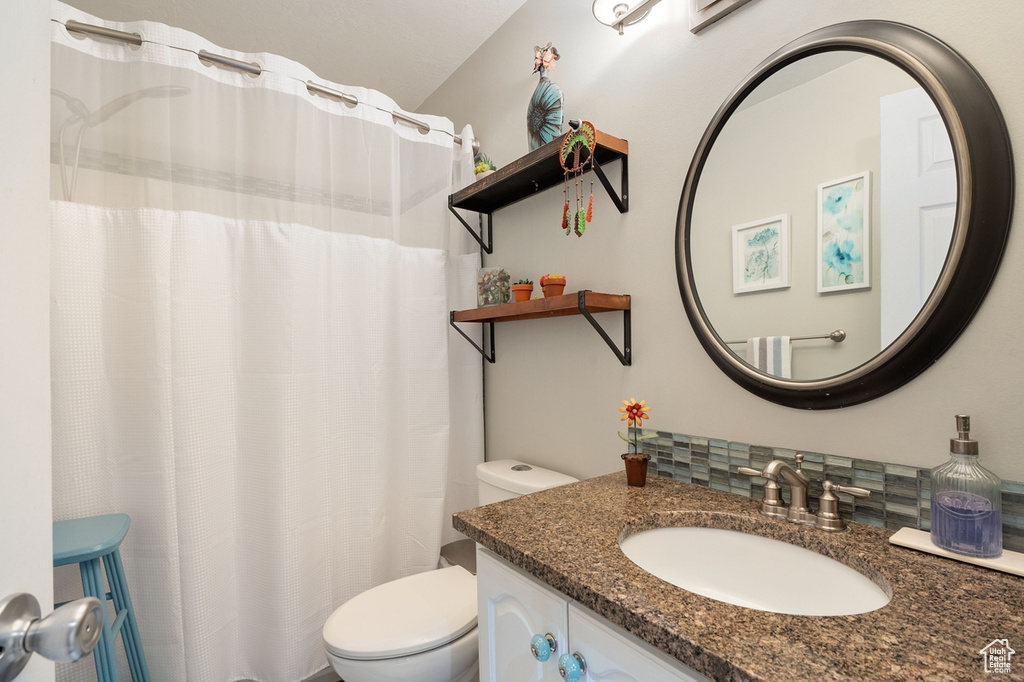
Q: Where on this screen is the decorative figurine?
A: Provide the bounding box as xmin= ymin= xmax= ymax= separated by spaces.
xmin=527 ymin=43 xmax=564 ymax=151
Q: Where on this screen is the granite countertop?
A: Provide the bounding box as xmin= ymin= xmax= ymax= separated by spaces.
xmin=453 ymin=473 xmax=1024 ymax=682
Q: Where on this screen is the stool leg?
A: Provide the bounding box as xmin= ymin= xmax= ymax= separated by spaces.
xmin=105 ymin=549 xmax=151 ymax=682
xmin=80 ymin=557 xmax=119 ymax=682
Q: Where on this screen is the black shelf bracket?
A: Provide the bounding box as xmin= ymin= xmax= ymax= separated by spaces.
xmin=450 ymin=312 xmax=495 ymax=363
xmin=577 ymin=290 xmax=631 ymax=366
xmin=448 ymin=196 xmax=493 ymax=254
xmin=591 ymin=153 xmax=628 ymax=214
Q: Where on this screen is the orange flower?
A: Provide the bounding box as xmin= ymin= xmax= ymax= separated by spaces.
xmin=619 ymin=398 xmax=650 ymax=427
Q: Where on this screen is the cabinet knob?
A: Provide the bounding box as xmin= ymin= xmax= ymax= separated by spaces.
xmin=530 ymin=632 xmax=557 ymax=661
xmin=558 ymin=652 xmax=587 ymax=681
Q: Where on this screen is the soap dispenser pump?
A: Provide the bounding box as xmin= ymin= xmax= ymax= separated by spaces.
xmin=930 ymin=415 xmax=1002 ymax=558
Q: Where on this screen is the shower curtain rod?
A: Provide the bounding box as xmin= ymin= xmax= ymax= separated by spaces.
xmin=61 ymin=19 xmax=480 ymax=154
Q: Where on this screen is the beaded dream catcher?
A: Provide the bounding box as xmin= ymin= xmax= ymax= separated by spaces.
xmin=560 ymin=120 xmax=596 ymax=237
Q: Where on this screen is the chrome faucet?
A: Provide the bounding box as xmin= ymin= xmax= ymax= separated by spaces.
xmin=739 ymin=454 xmax=871 ymax=531
xmin=739 ymin=454 xmax=814 ymax=525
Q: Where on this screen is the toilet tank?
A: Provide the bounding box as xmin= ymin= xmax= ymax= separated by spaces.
xmin=476 ymin=459 xmax=579 ymax=505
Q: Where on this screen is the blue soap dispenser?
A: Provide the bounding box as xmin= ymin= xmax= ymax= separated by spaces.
xmin=930 ymin=415 xmax=1002 ymax=558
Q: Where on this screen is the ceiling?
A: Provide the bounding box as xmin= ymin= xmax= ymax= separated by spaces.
xmin=63 ymin=0 xmax=531 ymax=112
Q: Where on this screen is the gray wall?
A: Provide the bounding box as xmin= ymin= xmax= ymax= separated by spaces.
xmin=421 ymin=0 xmax=1024 ymax=483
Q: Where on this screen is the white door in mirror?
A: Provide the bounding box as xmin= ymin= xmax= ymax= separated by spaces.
xmin=880 ymin=86 xmax=956 ymax=348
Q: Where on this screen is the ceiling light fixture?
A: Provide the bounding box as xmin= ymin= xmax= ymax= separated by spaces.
xmin=592 ymin=0 xmax=664 ymax=35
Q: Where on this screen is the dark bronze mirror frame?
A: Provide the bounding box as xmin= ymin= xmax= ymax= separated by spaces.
xmin=676 ymin=20 xmax=1014 ymax=409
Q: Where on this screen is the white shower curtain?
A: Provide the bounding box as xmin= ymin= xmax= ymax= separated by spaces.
xmin=48 ymin=3 xmax=483 ymax=681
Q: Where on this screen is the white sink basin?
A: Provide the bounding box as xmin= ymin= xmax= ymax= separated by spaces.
xmin=619 ymin=526 xmax=890 ymax=616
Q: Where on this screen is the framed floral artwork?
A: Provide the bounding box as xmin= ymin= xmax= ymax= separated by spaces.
xmin=732 ymin=214 xmax=790 ymax=294
xmin=817 ymin=171 xmax=871 ymax=293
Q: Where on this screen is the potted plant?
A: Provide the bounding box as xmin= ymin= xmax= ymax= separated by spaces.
xmin=511 ymin=279 xmax=534 ymax=302
xmin=540 ymin=273 xmax=566 ymax=298
xmin=618 ymin=398 xmax=657 ymax=487
xmin=474 ymin=153 xmax=497 ymax=180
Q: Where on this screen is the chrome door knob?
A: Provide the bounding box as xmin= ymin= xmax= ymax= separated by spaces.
xmin=0 ymin=593 xmax=103 ymax=682
xmin=27 ymin=597 xmax=104 ymax=662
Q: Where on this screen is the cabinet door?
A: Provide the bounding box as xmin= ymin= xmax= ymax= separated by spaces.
xmin=477 ymin=548 xmax=569 ymax=682
xmin=568 ymin=604 xmax=712 ymax=682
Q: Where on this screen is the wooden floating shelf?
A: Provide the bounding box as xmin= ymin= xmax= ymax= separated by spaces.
xmin=450 ymin=291 xmax=631 ymax=365
xmin=448 ymin=128 xmax=629 ymax=253
xmin=451 ymin=130 xmax=629 ymax=214
xmin=453 ymin=291 xmax=630 ymax=324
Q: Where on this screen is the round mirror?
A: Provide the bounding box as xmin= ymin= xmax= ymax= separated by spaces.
xmin=676 ymin=21 xmax=1013 ymax=409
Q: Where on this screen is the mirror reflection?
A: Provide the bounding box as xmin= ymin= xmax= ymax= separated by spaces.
xmin=690 ymin=52 xmax=957 ymax=380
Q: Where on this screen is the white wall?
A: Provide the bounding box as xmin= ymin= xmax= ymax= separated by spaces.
xmin=0 ymin=2 xmax=54 ymax=681
xmin=421 ymin=0 xmax=1024 ymax=483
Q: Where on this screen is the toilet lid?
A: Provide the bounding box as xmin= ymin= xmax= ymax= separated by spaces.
xmin=323 ymin=565 xmax=477 ymax=661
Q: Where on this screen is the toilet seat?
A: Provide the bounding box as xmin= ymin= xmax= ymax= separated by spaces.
xmin=323 ymin=565 xmax=477 ymax=661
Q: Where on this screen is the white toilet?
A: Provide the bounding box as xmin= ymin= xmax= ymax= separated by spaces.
xmin=322 ymin=459 xmax=578 ymax=682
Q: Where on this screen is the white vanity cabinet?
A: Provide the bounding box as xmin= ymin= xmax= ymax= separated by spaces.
xmin=565 ymin=603 xmax=712 ymax=682
xmin=477 ymin=547 xmax=711 ymax=682
xmin=477 ymin=546 xmax=568 ymax=680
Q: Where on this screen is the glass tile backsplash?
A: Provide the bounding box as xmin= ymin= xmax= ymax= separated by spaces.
xmin=639 ymin=429 xmax=1024 ymax=554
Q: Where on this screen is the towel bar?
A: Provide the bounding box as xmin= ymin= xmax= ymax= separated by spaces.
xmin=725 ymin=329 xmax=846 ymax=345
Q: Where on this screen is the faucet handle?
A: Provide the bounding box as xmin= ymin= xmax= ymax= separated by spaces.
xmin=737 ymin=465 xmax=788 ymax=519
xmin=816 ymin=480 xmax=871 ymax=532
xmin=829 ymin=481 xmax=871 ymax=499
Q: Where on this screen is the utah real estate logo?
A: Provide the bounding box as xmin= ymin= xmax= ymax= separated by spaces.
xmin=980 ymin=639 xmax=1015 ymax=674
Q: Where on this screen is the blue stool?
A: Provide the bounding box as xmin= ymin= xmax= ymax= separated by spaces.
xmin=53 ymin=514 xmax=151 ymax=682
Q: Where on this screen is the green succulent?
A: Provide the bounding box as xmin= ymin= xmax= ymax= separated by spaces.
xmin=473 ymin=152 xmax=497 ymax=175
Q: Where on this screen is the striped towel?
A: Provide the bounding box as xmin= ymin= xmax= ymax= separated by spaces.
xmin=745 ymin=336 xmax=792 ymax=378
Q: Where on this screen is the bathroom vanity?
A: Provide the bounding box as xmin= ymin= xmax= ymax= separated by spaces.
xmin=454 ymin=474 xmax=1024 ymax=681
xmin=477 ymin=546 xmax=709 ymax=681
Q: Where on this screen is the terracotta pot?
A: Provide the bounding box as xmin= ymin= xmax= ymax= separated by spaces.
xmin=511 ymin=283 xmax=534 ymax=303
xmin=621 ymin=452 xmax=651 ymax=487
xmin=541 ymin=279 xmax=566 ymax=298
